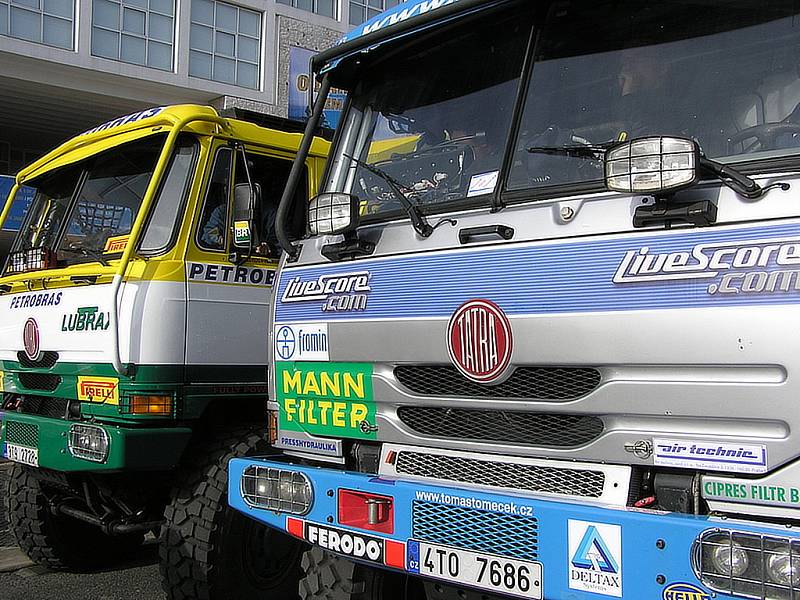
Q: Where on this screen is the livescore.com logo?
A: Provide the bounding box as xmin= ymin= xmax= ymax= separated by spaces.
xmin=568 ymin=520 xmax=622 ymax=597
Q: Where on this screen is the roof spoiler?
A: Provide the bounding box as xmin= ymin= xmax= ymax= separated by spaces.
xmin=311 ymin=0 xmax=507 ymax=74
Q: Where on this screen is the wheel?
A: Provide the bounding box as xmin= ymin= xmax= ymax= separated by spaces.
xmin=7 ymin=464 xmax=142 ymax=571
xmin=159 ymin=424 xmax=307 ymax=600
xmin=299 ymin=547 xmax=425 ymax=600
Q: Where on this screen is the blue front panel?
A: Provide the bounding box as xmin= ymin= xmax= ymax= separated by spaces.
xmin=229 ymin=457 xmax=796 ymax=600
xmin=275 ymin=220 xmax=800 ymax=323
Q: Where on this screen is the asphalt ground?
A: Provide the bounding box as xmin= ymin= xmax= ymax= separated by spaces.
xmin=0 ymin=460 xmax=168 ymax=600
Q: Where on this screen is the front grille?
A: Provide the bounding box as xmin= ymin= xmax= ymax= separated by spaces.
xmin=397 ymin=406 xmax=604 ymax=448
xmin=396 ymin=451 xmax=605 ymax=498
xmin=17 ymin=373 xmax=61 ymax=392
xmin=16 ymin=351 xmax=59 ymax=369
xmin=395 ymin=365 xmax=601 ymax=400
xmin=5 ymin=421 xmax=39 ymax=448
xmin=412 ymin=501 xmax=538 ymax=561
xmin=15 ymin=396 xmax=69 ymax=419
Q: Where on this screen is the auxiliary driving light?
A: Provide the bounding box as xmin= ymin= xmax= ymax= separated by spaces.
xmin=307 ymin=193 xmax=359 ymax=235
xmin=605 ymin=137 xmax=699 ymax=194
xmin=68 ymin=424 xmax=109 ymax=462
xmin=694 ymin=529 xmax=800 ymax=599
xmin=241 ymin=466 xmax=312 ymax=515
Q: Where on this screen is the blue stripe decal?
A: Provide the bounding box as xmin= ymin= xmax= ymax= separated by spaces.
xmin=276 ymin=221 xmax=800 ymax=322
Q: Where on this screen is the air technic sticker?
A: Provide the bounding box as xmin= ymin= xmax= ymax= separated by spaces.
xmin=77 ymin=376 xmax=119 ymax=404
xmin=568 ymin=520 xmax=622 ymax=597
xmin=654 ymin=438 xmax=768 ymax=474
xmin=276 ymin=362 xmax=376 ymax=439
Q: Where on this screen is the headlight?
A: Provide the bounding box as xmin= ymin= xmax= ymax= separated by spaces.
xmin=241 ymin=466 xmax=312 ymax=515
xmin=768 ymin=552 xmax=800 ymax=587
xmin=710 ymin=542 xmax=749 ymax=577
xmin=68 ymin=424 xmax=109 ymax=462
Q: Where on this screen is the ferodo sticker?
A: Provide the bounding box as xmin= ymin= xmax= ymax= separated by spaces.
xmin=276 ymin=362 xmax=376 ymax=439
xmin=103 ymin=235 xmax=129 ymax=253
xmin=77 ymin=376 xmax=119 ymax=404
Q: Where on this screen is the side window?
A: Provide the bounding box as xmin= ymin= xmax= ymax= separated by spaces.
xmin=196 ymin=147 xmax=233 ymax=252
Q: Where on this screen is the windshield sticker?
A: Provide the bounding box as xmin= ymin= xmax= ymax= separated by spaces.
xmin=568 ymin=520 xmax=622 ymax=597
xmin=654 ymin=438 xmax=768 ymax=474
xmin=62 ymin=306 xmax=111 ymax=332
xmin=281 ymin=272 xmax=371 ymax=312
xmin=77 ymin=376 xmax=119 ymax=404
xmin=9 ymin=292 xmax=62 ymax=310
xmin=103 ymin=235 xmax=128 ymax=254
xmin=274 ymin=323 xmax=329 ymax=362
xmin=187 ymin=262 xmax=275 ymax=287
xmin=277 ymin=362 xmax=376 ymax=439
xmin=82 ymin=107 xmax=165 ymax=136
xmin=467 ymin=171 xmax=498 ymax=198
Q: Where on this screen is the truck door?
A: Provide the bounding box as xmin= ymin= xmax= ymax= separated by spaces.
xmin=185 ymin=143 xmax=304 ymax=385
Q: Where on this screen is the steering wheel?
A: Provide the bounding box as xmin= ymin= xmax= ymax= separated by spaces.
xmin=729 ymin=122 xmax=800 ymax=152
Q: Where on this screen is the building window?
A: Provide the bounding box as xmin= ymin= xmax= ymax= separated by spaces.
xmin=91 ymin=0 xmax=174 ymax=70
xmin=0 ymin=0 xmax=74 ymax=49
xmin=189 ymin=0 xmax=261 ymax=89
xmin=349 ymin=0 xmax=399 ymax=26
xmin=276 ymin=0 xmax=335 ymax=19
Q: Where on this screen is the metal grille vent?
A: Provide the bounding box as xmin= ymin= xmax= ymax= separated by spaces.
xmin=396 ymin=451 xmax=605 ymax=498
xmin=397 ymin=406 xmax=604 ymax=448
xmin=5 ymin=421 xmax=39 ymax=448
xmin=16 ymin=351 xmax=59 ymax=369
xmin=15 ymin=396 xmax=69 ymax=419
xmin=17 ymin=373 xmax=61 ymax=392
xmin=395 ymin=365 xmax=601 ymax=400
xmin=412 ymin=501 xmax=538 ymax=561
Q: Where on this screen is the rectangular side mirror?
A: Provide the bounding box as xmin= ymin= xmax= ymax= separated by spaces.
xmin=605 ymin=137 xmax=699 ymax=194
xmin=308 ymin=193 xmax=360 ymax=235
xmin=233 ymin=182 xmax=261 ymax=248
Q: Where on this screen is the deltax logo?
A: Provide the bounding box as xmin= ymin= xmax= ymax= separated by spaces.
xmin=568 ymin=520 xmax=622 ymax=597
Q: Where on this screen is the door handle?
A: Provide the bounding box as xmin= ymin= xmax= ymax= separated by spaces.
xmin=458 ymin=225 xmax=514 ymax=245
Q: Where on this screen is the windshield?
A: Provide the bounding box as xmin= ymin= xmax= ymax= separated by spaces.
xmin=325 ymin=0 xmax=800 ymax=215
xmin=324 ymin=9 xmax=530 ymax=216
xmin=11 ymin=135 xmax=165 ymax=267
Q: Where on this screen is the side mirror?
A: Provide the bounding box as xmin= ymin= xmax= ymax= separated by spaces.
xmin=308 ymin=193 xmax=360 ymax=236
xmin=605 ymin=137 xmax=699 ymax=194
xmin=232 ymin=182 xmax=261 ymax=248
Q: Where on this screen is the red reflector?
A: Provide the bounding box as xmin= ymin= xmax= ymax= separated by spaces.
xmin=338 ymin=489 xmax=394 ymax=535
xmin=385 ymin=540 xmax=405 ymax=569
xmin=286 ymin=517 xmax=305 ymax=539
xmin=385 ymin=450 xmax=397 ymax=465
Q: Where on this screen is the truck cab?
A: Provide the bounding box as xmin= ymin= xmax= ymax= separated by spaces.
xmin=230 ymin=1 xmax=800 ymax=599
xmin=0 ymin=104 xmax=327 ymax=598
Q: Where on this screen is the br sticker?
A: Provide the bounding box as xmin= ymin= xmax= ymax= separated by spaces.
xmin=276 ymin=362 xmax=376 ymax=439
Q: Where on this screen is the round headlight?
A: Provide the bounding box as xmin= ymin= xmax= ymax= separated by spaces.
xmin=711 ymin=543 xmax=750 ymax=577
xmin=768 ymin=553 xmax=800 ymax=587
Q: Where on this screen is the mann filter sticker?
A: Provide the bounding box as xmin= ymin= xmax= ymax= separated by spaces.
xmin=103 ymin=235 xmax=129 ymax=253
xmin=467 ymin=170 xmax=499 ymax=197
xmin=654 ymin=438 xmax=768 ymax=473
xmin=277 ymin=362 xmax=376 ymax=439
xmin=234 ymin=221 xmax=251 ymax=244
xmin=568 ymin=520 xmax=622 ymax=597
xmin=274 ymin=323 xmax=329 ymax=361
xmin=77 ymin=376 xmax=119 ymax=404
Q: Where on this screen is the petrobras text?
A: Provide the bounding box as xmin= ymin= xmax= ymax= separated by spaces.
xmin=654 ymin=438 xmax=768 ymax=474
xmin=281 ymin=272 xmax=371 ymax=312
xmin=614 ymin=236 xmax=800 ymax=296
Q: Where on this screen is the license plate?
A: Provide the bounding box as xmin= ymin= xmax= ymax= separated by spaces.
xmin=409 ymin=541 xmax=542 ymax=599
xmin=4 ymin=443 xmax=38 ymax=467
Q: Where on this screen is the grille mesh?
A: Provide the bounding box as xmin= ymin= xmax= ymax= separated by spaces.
xmin=412 ymin=501 xmax=538 ymax=561
xmin=5 ymin=421 xmax=39 ymax=448
xmin=16 ymin=351 xmax=59 ymax=369
xmin=17 ymin=373 xmax=61 ymax=392
xmin=396 ymin=451 xmax=605 ymax=498
xmin=395 ymin=365 xmax=601 ymax=400
xmin=16 ymin=396 xmax=69 ymax=419
xmin=397 ymin=406 xmax=604 ymax=448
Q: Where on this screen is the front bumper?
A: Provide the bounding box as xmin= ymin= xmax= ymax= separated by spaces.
xmin=0 ymin=411 xmax=191 ymax=471
xmin=229 ymin=456 xmax=800 ymax=600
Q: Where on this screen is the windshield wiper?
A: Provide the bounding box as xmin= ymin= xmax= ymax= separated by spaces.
xmin=67 ymin=244 xmax=109 ymax=267
xmin=527 ymin=142 xmax=614 ymax=160
xmin=344 ymin=153 xmax=434 ymax=238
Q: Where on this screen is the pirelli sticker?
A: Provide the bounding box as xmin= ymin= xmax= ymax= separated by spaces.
xmin=77 ymin=376 xmax=119 ymax=404
xmin=103 ymin=235 xmax=129 ymax=254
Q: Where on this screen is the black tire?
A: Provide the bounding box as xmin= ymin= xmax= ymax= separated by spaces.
xmin=7 ymin=463 xmax=143 ymax=571
xmin=299 ymin=547 xmax=424 ymax=600
xmin=159 ymin=424 xmax=307 ymax=600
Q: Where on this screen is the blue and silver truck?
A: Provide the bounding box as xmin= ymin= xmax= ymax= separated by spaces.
xmin=230 ymin=0 xmax=800 ymax=598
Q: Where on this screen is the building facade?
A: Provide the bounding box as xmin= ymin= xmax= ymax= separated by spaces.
xmin=0 ymin=0 xmax=401 ymax=174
